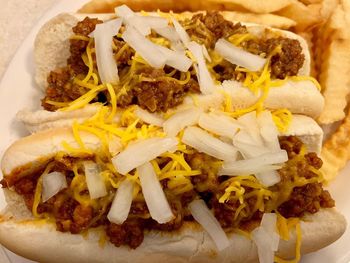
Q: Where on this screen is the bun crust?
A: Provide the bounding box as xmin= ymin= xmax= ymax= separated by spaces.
xmin=0 ymin=196 xmax=345 ymax=263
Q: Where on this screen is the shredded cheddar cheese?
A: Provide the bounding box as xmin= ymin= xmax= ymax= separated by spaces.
xmin=272 ymin=108 xmax=293 ymax=132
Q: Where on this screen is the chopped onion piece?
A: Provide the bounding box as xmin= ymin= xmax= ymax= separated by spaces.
xmin=107 ymin=179 xmax=134 ymax=224
xmin=94 ymin=19 xmax=122 ymax=84
xmin=154 ymin=26 xmax=181 ymax=43
xmin=182 ymin=127 xmax=237 ymax=161
xmin=135 ymin=106 xmax=164 ymax=126
xmin=260 ymin=213 xmax=280 ymax=251
xmin=112 ymin=137 xmax=178 ymax=175
xmin=108 ymin=136 xmax=123 ymax=156
xmin=257 ymin=111 xmax=280 ymax=151
xmin=127 ymin=16 xmax=168 ymax=35
xmin=219 ymin=150 xmax=287 ymax=175
xmin=202 ymin=45 xmax=211 ymax=62
xmin=122 ymin=26 xmax=166 ymax=68
xmin=252 ymin=227 xmax=275 ymax=263
xmin=233 ymin=130 xmax=257 ymax=146
xmin=237 ymin=111 xmax=263 ymax=146
xmin=42 ymin=172 xmax=67 ymax=202
xmin=157 ymin=45 xmax=192 ymax=72
xmin=198 ymin=112 xmax=240 ymax=139
xmin=84 ymin=161 xmax=107 ymax=199
xmin=187 ymin=41 xmax=215 ymax=94
xmin=223 ymin=150 xmax=288 ymax=170
xmin=140 ymin=16 xmax=168 ymax=29
xmin=189 ymin=199 xmax=230 ymax=251
xmin=163 ymin=108 xmax=201 ymax=137
xmin=233 ymin=141 xmax=271 ymax=159
xmin=255 ymin=171 xmax=281 ymax=187
xmin=137 ymin=162 xmax=174 ymax=223
xmin=219 ymin=164 xmax=282 ymax=176
xmin=171 ymin=18 xmax=190 ymax=45
xmin=115 ymin=5 xmax=134 ymax=20
xmin=115 ymin=5 xmax=168 ymax=35
xmin=215 ymin=38 xmax=266 ymax=72
xmin=252 ymin=213 xmax=279 ymax=263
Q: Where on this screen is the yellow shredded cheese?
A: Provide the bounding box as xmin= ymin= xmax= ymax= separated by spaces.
xmin=275 ymin=220 xmax=302 ymax=263
xmin=70 ymin=35 xmax=90 ymax=41
xmin=272 ymin=108 xmax=293 ymax=132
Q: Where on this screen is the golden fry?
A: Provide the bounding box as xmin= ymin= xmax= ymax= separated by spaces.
xmin=321 ymin=108 xmax=350 ymax=181
xmin=78 ymin=0 xmax=292 ymax=13
xmin=275 ymin=0 xmax=323 ymax=31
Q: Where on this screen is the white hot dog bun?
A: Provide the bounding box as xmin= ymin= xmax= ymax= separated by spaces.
xmin=0 ymin=121 xmax=345 ymax=262
xmin=34 ymin=13 xmax=324 ymax=119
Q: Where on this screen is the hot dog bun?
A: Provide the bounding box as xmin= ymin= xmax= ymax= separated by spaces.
xmin=0 ymin=189 xmax=345 ymax=263
xmin=34 ymin=13 xmax=324 ymax=118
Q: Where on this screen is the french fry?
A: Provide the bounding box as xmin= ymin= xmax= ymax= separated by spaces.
xmin=316 ymin=3 xmax=350 ymax=124
xmin=321 ymin=107 xmax=350 ymax=181
xmin=275 ymin=0 xmax=323 ymax=31
xmin=78 ymin=0 xmax=293 ymax=14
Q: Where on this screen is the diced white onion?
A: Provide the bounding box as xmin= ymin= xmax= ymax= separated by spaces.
xmin=153 ymin=26 xmax=181 ymax=44
xmin=233 ymin=130 xmax=258 ymax=146
xmin=163 ymin=108 xmax=201 ymax=137
xmin=122 ymin=26 xmax=166 ymax=68
xmin=83 ymin=161 xmax=107 ymax=199
xmin=260 ymin=213 xmax=280 ymax=251
xmin=127 ymin=16 xmax=168 ymax=36
xmin=215 ymin=38 xmax=266 ymax=72
xmin=187 ymin=41 xmax=215 ymax=95
xmin=107 ymin=179 xmax=134 ymax=224
xmin=157 ymin=45 xmax=192 ymax=72
xmin=140 ymin=16 xmax=168 ymax=29
xmin=126 ymin=16 xmax=152 ymax=35
xmin=219 ymin=150 xmax=287 ymax=176
xmin=189 ymin=199 xmax=230 ymax=251
xmin=237 ymin=111 xmax=263 ymax=146
xmin=94 ymin=18 xmax=122 ymax=84
xmin=108 ymin=136 xmax=123 ymax=156
xmin=112 ymin=137 xmax=178 ymax=175
xmin=223 ymin=150 xmax=288 ymax=171
xmin=257 ymin=111 xmax=280 ymax=151
xmin=137 ymin=162 xmax=174 ymax=223
xmin=252 ymin=227 xmax=275 ymax=263
xmin=202 ymin=45 xmax=211 ymax=62
xmin=115 ymin=5 xmax=134 ymax=20
xmin=219 ymin=164 xmax=282 ymax=176
xmin=42 ymin=171 xmax=67 ymax=202
xmin=135 ymin=106 xmax=164 ymax=126
xmin=171 ymin=18 xmax=190 ymax=45
xmin=182 ymin=127 xmax=237 ymax=161
xmin=233 ymin=141 xmax=271 ymax=159
xmin=198 ymin=112 xmax=240 ymax=139
xmin=255 ymin=170 xmax=281 ymax=187
xmin=252 ymin=213 xmax=279 ymax=263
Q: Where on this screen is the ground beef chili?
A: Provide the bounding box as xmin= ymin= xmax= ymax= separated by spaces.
xmin=68 ymin=17 xmax=102 ymax=75
xmin=1 ymin=136 xmax=335 ymax=249
xmin=184 ymin=12 xmax=304 ymax=80
xmin=41 ymin=12 xmax=305 ymax=112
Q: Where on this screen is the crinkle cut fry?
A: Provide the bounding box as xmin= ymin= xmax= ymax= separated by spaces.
xmin=78 ymin=0 xmax=293 ymax=14
xmin=321 ymin=107 xmax=350 ymax=181
xmin=316 ymin=2 xmax=350 ymax=124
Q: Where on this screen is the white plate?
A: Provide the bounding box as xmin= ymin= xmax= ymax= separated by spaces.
xmin=0 ymin=1 xmax=349 ymax=262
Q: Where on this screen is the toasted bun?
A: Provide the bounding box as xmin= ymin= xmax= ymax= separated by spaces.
xmin=0 ymin=189 xmax=346 ymax=263
xmin=34 ymin=12 xmax=324 ymax=118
